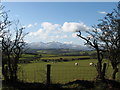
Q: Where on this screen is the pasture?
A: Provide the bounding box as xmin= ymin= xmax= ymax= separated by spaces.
xmin=17 ymin=58 xmax=115 ymax=84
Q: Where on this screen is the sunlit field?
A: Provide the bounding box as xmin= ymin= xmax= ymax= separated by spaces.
xmin=18 ymin=59 xmax=115 ymax=84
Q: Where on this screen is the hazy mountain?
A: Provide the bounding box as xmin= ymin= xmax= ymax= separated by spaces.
xmin=27 ymin=41 xmax=91 ymax=51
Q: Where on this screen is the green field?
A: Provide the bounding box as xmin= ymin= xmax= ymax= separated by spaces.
xmin=16 ymin=49 xmax=120 ymax=84
xmin=17 ymin=59 xmax=114 ymax=84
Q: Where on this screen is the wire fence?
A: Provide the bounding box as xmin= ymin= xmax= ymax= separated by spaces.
xmin=17 ymin=66 xmax=46 ymax=83
xmin=17 ymin=63 xmax=118 ymax=84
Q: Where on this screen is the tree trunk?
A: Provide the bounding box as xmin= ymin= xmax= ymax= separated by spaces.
xmin=96 ymin=48 xmax=105 ymax=81
xmin=102 ymin=63 xmax=107 ymax=77
xmin=3 ymin=65 xmax=9 ymax=81
xmin=13 ymin=57 xmax=19 ymax=82
xmin=112 ymin=67 xmax=118 ymax=80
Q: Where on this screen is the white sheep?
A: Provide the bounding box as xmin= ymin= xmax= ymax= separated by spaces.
xmin=75 ymin=63 xmax=78 ymax=66
xmin=89 ymin=62 xmax=95 ymax=66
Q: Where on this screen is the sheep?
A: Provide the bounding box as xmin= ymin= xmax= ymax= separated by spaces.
xmin=75 ymin=63 xmax=78 ymax=66
xmin=89 ymin=62 xmax=95 ymax=66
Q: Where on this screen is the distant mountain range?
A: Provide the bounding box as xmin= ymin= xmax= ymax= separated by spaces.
xmin=27 ymin=41 xmax=91 ymax=51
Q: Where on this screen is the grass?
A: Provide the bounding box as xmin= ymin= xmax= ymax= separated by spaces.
xmin=50 ymin=60 xmax=97 ymax=83
xmin=17 ymin=59 xmax=113 ymax=84
xmin=21 ymin=54 xmax=35 ymax=58
xmin=41 ymin=54 xmax=58 ymax=57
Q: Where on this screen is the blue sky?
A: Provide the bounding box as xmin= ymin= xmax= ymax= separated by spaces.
xmin=2 ymin=2 xmax=117 ymax=45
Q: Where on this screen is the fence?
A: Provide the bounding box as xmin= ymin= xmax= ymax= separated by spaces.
xmin=17 ymin=62 xmax=116 ymax=84
xmin=17 ymin=64 xmax=46 ymax=83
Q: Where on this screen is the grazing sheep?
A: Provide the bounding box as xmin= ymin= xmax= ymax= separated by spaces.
xmin=75 ymin=63 xmax=78 ymax=66
xmin=89 ymin=62 xmax=95 ymax=66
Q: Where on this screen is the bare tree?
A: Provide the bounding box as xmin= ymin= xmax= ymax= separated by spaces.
xmin=0 ymin=5 xmax=28 ymax=82
xmin=0 ymin=5 xmax=11 ymax=37
xmin=0 ymin=5 xmax=12 ymax=81
xmin=97 ymin=2 xmax=120 ymax=80
xmin=77 ymin=29 xmax=105 ymax=81
xmin=77 ymin=2 xmax=120 ymax=80
xmin=2 ymin=26 xmax=27 ymax=82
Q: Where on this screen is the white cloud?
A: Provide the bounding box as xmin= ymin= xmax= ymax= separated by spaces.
xmin=50 ymin=35 xmax=68 ymax=39
xmin=62 ymin=22 xmax=90 ymax=32
xmin=98 ymin=11 xmax=107 ymax=14
xmin=28 ymin=22 xmax=62 ymax=41
xmin=87 ymin=35 xmax=93 ymax=39
xmin=28 ymin=29 xmax=48 ymax=39
xmin=27 ymin=24 xmax=33 ymax=28
xmin=41 ymin=22 xmax=61 ymax=31
xmin=24 ymin=23 xmax=38 ymax=29
xmin=62 ymin=35 xmax=68 ymax=38
xmin=55 ymin=35 xmax=60 ymax=38
xmin=27 ymin=21 xmax=92 ymax=43
xmin=64 ymin=41 xmax=73 ymax=44
xmin=72 ymin=33 xmax=78 ymax=38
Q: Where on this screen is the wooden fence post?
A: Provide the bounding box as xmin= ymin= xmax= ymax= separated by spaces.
xmin=47 ymin=64 xmax=51 ymax=85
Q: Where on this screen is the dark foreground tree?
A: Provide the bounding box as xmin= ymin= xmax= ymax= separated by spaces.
xmin=77 ymin=30 xmax=105 ymax=81
xmin=97 ymin=2 xmax=120 ymax=80
xmin=77 ymin=2 xmax=120 ymax=80
xmin=0 ymin=5 xmax=28 ymax=82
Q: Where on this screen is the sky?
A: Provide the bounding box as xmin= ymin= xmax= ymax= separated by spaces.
xmin=2 ymin=2 xmax=118 ymax=45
